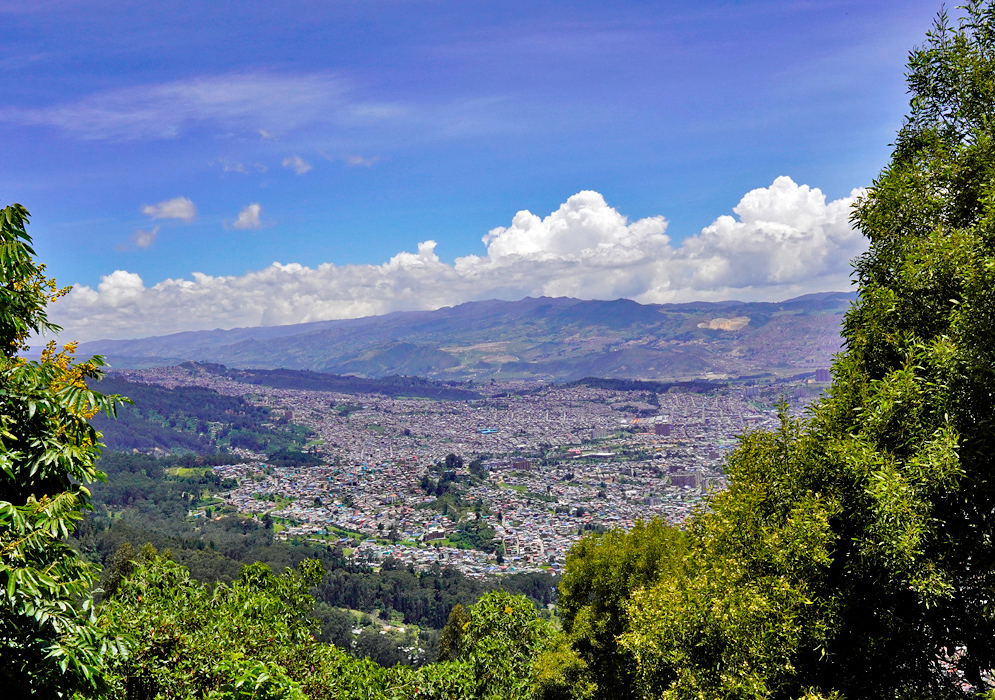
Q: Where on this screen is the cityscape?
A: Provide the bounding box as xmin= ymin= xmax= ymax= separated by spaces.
xmin=112 ymin=364 xmax=825 ymax=577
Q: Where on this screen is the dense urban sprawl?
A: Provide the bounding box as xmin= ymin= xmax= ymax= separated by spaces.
xmin=115 ymin=365 xmax=823 ymax=577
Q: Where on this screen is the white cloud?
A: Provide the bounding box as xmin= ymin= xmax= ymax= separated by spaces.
xmin=141 ymin=196 xmax=196 ymax=223
xmin=1 ymin=71 xmax=531 ymax=145
xmin=213 ymin=159 xmax=267 ymax=174
xmin=344 ymin=154 xmax=380 ymax=167
xmin=232 ymin=203 xmax=262 ymax=230
xmin=3 ymin=72 xmax=359 ymax=140
xmin=93 ymin=270 xmax=146 ymax=308
xmin=131 ymin=225 xmax=159 ymax=249
xmin=282 ymin=155 xmax=312 ymax=175
xmin=53 ymin=177 xmax=868 ymax=341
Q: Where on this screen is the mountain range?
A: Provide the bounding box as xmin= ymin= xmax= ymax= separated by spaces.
xmin=78 ymin=292 xmax=856 ymax=382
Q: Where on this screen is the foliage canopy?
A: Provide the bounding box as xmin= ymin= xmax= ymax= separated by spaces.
xmin=611 ymin=3 xmax=995 ymax=697
xmin=0 ymin=203 xmax=126 ymax=696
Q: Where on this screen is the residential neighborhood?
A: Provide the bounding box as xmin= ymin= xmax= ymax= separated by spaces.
xmin=117 ymin=364 xmax=820 ymax=577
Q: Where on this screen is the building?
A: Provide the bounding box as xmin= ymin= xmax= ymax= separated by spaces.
xmin=670 ymin=472 xmax=700 ymax=489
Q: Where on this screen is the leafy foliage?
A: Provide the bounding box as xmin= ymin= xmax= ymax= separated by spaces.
xmin=100 ymin=551 xmax=323 ymax=699
xmin=316 ymin=558 xmax=557 ymax=631
xmin=558 ymin=519 xmax=686 ymax=698
xmin=97 ymin=550 xmax=570 ymax=700
xmin=620 ymin=419 xmax=841 ymax=698
xmin=0 ymin=203 xmax=126 ymax=696
xmin=611 ymin=5 xmax=995 ymax=697
xmin=437 ymin=602 xmax=471 ymax=662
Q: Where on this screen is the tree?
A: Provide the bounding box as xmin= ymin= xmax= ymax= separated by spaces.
xmin=100 ymin=551 xmax=324 ymax=698
xmin=98 ymin=542 xmax=136 ymax=602
xmin=99 ymin=553 xmax=569 ymax=700
xmin=619 ymin=4 xmax=995 ymax=697
xmin=456 ymin=590 xmax=553 ymax=699
xmin=0 ymin=203 xmax=127 ymax=697
xmin=621 ymin=419 xmax=842 ymax=698
xmin=437 ymin=603 xmax=471 ymax=662
xmin=558 ymin=520 xmax=685 ymax=699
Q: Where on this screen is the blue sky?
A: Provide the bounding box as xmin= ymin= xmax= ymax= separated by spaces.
xmin=0 ymin=0 xmax=944 ymax=340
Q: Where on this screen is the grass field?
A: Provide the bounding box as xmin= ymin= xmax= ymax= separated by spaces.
xmin=165 ymin=466 xmax=214 ymax=478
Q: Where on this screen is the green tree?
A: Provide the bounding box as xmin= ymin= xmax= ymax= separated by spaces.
xmin=619 ymin=4 xmax=995 ymax=697
xmin=97 ymin=553 xmax=568 ymax=700
xmin=98 ymin=541 xmax=136 ymax=602
xmin=529 ymin=632 xmax=595 ymax=700
xmin=437 ymin=603 xmax=471 ymax=662
xmin=621 ymin=418 xmax=841 ymax=698
xmin=100 ymin=551 xmax=324 ymax=698
xmin=0 ymin=203 xmax=126 ymax=697
xmin=456 ymin=589 xmax=553 ymax=699
xmin=558 ymin=519 xmax=685 ymax=699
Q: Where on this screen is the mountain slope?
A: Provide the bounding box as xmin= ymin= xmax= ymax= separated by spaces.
xmin=79 ymin=292 xmax=855 ymax=381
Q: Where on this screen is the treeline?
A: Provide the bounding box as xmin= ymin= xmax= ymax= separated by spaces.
xmin=187 ymin=362 xmax=482 ymax=400
xmin=317 ymin=558 xmax=556 ymax=630
xmin=565 ymin=376 xmax=722 ymax=393
xmin=89 ymin=377 xmax=318 ymax=464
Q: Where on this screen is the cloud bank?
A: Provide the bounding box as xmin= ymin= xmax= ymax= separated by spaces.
xmin=53 ymin=177 xmax=867 ymax=341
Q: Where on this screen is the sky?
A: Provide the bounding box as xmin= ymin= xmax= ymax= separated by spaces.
xmin=0 ymin=0 xmax=944 ymax=341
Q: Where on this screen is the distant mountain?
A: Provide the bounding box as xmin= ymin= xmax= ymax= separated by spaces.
xmin=79 ymin=292 xmax=857 ymax=382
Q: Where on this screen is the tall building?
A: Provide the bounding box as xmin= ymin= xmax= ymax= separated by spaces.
xmin=670 ymin=472 xmax=700 ymax=489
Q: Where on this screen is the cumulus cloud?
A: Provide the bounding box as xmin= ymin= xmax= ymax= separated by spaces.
xmin=282 ymin=155 xmax=312 ymax=175
xmin=131 ymin=225 xmax=160 ymax=249
xmin=141 ymin=196 xmax=196 ymax=223
xmin=53 ymin=177 xmax=868 ymax=341
xmin=232 ymin=203 xmax=262 ymax=230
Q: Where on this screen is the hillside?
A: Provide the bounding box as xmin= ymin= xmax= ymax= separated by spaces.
xmin=79 ymin=292 xmax=855 ymax=381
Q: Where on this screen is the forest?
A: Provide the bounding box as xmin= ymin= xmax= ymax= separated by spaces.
xmin=89 ymin=376 xmax=319 ymax=461
xmin=6 ymin=4 xmax=995 ymax=698
xmin=187 ymin=363 xmax=482 ymax=401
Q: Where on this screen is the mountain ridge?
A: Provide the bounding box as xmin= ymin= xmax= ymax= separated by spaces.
xmin=79 ymin=292 xmax=856 ymax=382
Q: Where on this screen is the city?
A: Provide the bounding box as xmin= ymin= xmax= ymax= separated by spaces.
xmin=112 ymin=364 xmax=824 ymax=577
